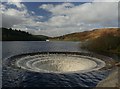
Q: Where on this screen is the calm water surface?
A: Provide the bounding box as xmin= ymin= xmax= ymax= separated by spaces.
xmin=2 ymin=41 xmax=112 ymax=88
xmin=3 ymin=41 xmax=83 ymax=59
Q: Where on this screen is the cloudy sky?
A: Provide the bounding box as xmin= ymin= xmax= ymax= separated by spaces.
xmin=1 ymin=0 xmax=119 ymax=37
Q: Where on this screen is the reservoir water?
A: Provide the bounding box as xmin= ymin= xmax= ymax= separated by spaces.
xmin=2 ymin=41 xmax=113 ymax=88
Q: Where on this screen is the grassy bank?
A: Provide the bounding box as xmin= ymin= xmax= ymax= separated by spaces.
xmin=81 ymin=34 xmax=120 ymax=55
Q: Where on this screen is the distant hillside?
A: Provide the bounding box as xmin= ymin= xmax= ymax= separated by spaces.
xmin=50 ymin=28 xmax=120 ymax=41
xmin=50 ymin=28 xmax=120 ymax=54
xmin=80 ymin=28 xmax=120 ymax=54
xmin=35 ymin=35 xmax=49 ymax=40
xmin=1 ymin=28 xmax=49 ymax=41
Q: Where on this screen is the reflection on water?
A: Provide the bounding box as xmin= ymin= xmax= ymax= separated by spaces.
xmin=3 ymin=41 xmax=83 ymax=59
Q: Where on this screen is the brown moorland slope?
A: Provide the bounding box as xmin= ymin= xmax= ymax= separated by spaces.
xmin=50 ymin=28 xmax=120 ymax=41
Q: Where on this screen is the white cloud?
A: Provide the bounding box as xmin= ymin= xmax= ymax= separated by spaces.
xmin=36 ymin=2 xmax=118 ymax=36
xmin=1 ymin=1 xmax=39 ymax=29
xmin=41 ymin=2 xmax=118 ymax=24
xmin=93 ymin=0 xmax=120 ymax=2
xmin=8 ymin=0 xmax=22 ymax=2
xmin=39 ymin=3 xmax=75 ymax=15
xmin=2 ymin=14 xmax=24 ymax=28
xmin=2 ymin=1 xmax=119 ymax=37
xmin=1 ymin=2 xmax=29 ymax=28
xmin=39 ymin=4 xmax=54 ymax=11
xmin=7 ymin=0 xmax=25 ymax=9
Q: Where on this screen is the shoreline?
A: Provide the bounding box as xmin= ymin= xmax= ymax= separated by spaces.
xmin=85 ymin=50 xmax=120 ymax=88
xmin=96 ymin=67 xmax=119 ymax=88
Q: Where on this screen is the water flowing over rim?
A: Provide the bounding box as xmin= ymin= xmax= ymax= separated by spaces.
xmin=4 ymin=52 xmax=112 ymax=74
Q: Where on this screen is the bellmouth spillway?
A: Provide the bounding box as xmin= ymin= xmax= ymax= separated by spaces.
xmin=10 ymin=53 xmax=106 ymax=73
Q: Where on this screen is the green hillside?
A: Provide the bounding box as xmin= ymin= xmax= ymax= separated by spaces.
xmin=1 ymin=28 xmax=49 ymax=41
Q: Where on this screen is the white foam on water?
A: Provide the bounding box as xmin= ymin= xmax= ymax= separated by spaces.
xmin=16 ymin=54 xmax=106 ymax=73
